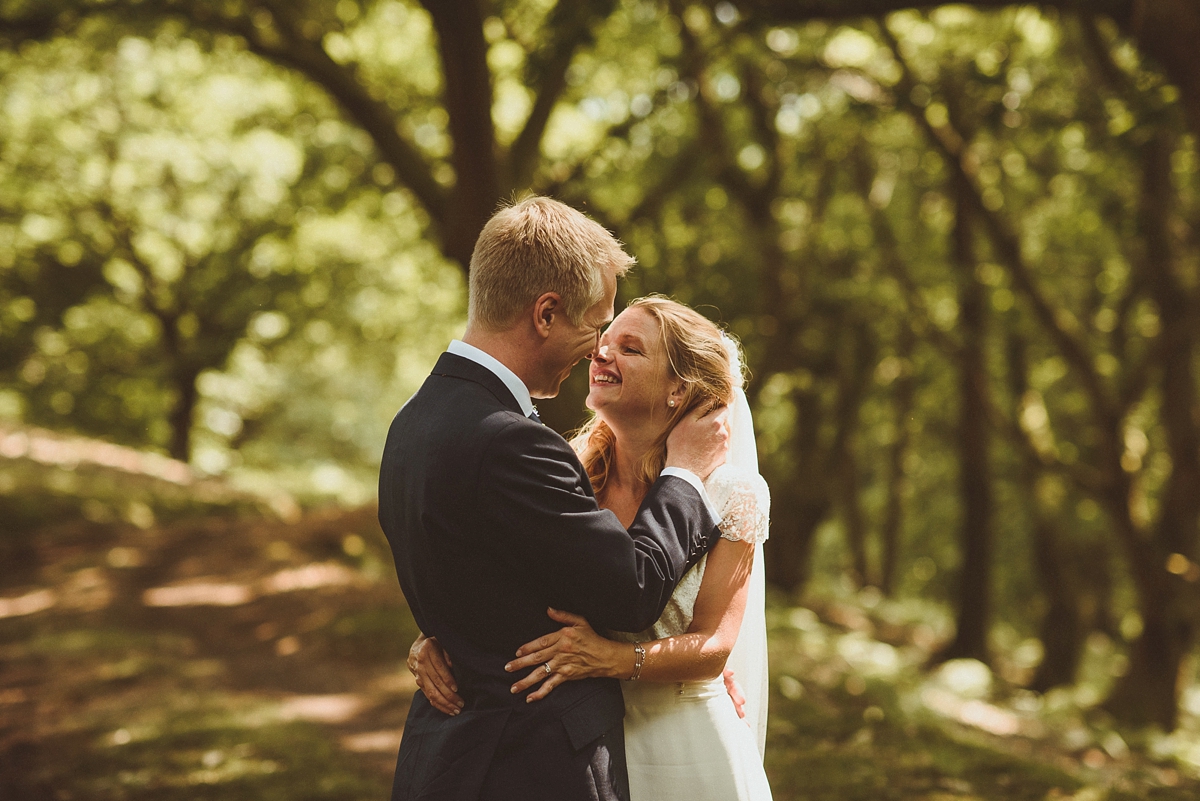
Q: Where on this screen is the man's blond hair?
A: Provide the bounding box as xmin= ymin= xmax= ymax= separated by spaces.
xmin=468 ymin=197 xmax=635 ymax=330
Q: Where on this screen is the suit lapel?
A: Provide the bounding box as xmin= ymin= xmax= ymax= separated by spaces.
xmin=431 ymin=352 xmax=524 ymax=415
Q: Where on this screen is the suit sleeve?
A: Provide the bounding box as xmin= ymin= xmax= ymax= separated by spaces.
xmin=479 ymin=419 xmax=719 ymax=632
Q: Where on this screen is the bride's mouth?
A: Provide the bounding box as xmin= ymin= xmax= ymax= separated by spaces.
xmin=591 ymin=372 xmax=620 ymax=385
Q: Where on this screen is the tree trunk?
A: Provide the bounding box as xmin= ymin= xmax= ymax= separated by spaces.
xmin=765 ymin=496 xmax=832 ymax=592
xmin=937 ymin=179 xmax=993 ymax=665
xmin=879 ymin=325 xmax=914 ymax=596
xmin=168 ymin=368 xmax=199 ymax=462
xmin=1104 ymin=564 xmax=1189 ymax=729
xmin=1029 ymin=516 xmax=1086 ymax=691
xmin=1007 ymin=333 xmax=1086 ymax=691
xmin=838 ymin=437 xmax=871 ymax=587
xmin=421 ymin=0 xmax=501 ymax=268
xmin=1117 ymin=0 xmax=1200 ymax=142
xmin=1081 ymin=538 xmax=1119 ymax=641
xmin=1104 ymin=129 xmax=1199 ymax=730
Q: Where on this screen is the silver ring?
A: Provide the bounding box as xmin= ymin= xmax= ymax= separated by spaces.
xmin=543 ymin=662 xmax=552 ymax=675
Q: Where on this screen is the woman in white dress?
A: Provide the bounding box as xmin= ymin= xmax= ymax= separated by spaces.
xmin=412 ymin=296 xmax=771 ymax=801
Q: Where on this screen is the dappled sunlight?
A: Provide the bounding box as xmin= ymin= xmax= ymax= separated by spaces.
xmin=142 ymin=562 xmax=366 ymax=608
xmin=920 ymin=688 xmax=1030 ymax=736
xmin=182 ymin=753 xmax=283 ymax=787
xmin=368 ymin=671 xmax=418 ymax=695
xmin=261 ymin=562 xmax=360 ymax=593
xmin=930 ymin=658 xmax=993 ymax=698
xmin=341 ymin=729 xmax=403 ymax=754
xmin=767 ymin=592 xmax=1200 ymax=795
xmin=0 ymin=424 xmax=192 ymax=484
xmin=278 ymin=694 xmax=367 ymax=724
xmin=2 ymin=569 xmax=118 ymax=618
xmin=0 ymin=588 xmax=56 ymax=619
xmin=59 ymin=567 xmax=114 ymax=611
xmin=143 ymin=582 xmax=254 ymax=607
xmin=834 ymin=632 xmax=902 ymax=679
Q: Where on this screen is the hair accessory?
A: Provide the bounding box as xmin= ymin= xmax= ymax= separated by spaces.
xmin=630 ymin=644 xmax=646 ymax=680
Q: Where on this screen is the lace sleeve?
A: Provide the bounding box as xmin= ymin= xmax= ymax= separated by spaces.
xmin=715 ymin=471 xmax=770 ymax=544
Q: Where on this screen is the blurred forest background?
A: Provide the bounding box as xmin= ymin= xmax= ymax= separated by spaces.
xmin=2 ymin=0 xmax=1200 ymax=798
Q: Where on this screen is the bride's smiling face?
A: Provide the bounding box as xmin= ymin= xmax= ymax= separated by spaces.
xmin=586 ymin=307 xmax=679 ymax=427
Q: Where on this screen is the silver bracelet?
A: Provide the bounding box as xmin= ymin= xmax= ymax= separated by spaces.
xmin=630 ymin=644 xmax=646 ymax=680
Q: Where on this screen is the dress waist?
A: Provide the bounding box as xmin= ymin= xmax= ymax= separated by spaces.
xmin=620 ymin=675 xmax=726 ymax=706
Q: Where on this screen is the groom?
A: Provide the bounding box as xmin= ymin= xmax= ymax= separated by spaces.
xmin=378 ymin=196 xmax=727 ymax=800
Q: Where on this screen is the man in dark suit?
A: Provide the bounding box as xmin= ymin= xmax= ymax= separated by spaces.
xmin=378 ymin=197 xmax=727 ymax=800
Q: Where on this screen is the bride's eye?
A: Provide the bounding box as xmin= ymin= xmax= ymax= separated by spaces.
xmin=623 ymin=346 xmax=642 ymax=356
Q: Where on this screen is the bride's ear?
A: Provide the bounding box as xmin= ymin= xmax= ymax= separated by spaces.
xmin=667 ymin=381 xmax=686 ymax=408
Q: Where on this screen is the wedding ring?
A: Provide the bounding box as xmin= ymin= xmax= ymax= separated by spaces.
xmin=543 ymin=662 xmax=552 ymax=675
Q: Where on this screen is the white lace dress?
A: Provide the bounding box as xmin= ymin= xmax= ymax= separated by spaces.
xmin=611 ymin=464 xmax=772 ymax=801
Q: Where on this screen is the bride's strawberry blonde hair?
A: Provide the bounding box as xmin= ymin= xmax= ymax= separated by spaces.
xmin=569 ymin=296 xmax=744 ymax=496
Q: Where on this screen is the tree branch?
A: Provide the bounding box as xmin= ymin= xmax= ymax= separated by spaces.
xmin=535 ymin=88 xmax=672 ymax=203
xmin=0 ymin=6 xmax=75 ymax=46
xmin=674 ymin=1 xmax=772 ymax=219
xmin=724 ymin=0 xmax=1134 ymax=25
xmin=248 ymin=3 xmax=449 ymax=231
xmin=852 ymin=142 xmax=1106 ymax=493
xmin=878 ymin=21 xmax=1117 ymax=428
xmin=506 ymin=0 xmax=618 ymax=191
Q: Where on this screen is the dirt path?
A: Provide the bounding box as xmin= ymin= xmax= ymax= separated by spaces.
xmin=2 ymin=504 xmax=1198 ymax=799
xmin=0 ymin=507 xmax=414 ymax=799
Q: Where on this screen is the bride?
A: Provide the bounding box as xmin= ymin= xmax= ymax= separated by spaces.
xmin=412 ymin=296 xmax=772 ymax=800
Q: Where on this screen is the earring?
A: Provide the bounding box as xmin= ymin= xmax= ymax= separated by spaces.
xmin=668 ymin=399 xmax=676 ymax=407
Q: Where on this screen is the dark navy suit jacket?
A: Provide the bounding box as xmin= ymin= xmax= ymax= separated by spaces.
xmin=378 ymin=352 xmax=719 ymax=800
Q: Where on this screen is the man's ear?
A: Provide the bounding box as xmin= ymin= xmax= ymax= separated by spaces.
xmin=532 ymin=292 xmax=560 ymax=340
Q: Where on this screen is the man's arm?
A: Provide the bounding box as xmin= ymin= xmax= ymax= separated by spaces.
xmin=480 ymin=419 xmax=722 ymax=633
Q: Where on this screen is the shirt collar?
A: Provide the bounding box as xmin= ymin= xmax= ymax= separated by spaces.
xmin=447 ymin=339 xmax=535 ymax=417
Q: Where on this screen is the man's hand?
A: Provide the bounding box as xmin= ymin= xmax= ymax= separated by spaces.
xmin=665 ymin=405 xmax=730 ymax=480
xmin=723 ymin=668 xmax=746 ymax=719
xmin=408 ymin=634 xmax=463 ymax=715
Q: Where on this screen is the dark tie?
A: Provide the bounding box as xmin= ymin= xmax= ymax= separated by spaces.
xmin=528 ymin=408 xmax=542 ymax=425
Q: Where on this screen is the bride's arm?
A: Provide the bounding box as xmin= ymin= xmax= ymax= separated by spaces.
xmin=626 ymin=536 xmax=755 ymax=682
xmin=506 ymin=537 xmax=754 ymax=699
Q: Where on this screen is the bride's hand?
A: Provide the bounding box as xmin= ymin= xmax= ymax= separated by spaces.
xmin=723 ymin=668 xmax=746 ymax=719
xmin=408 ymin=634 xmax=463 ymax=715
xmin=505 ymin=608 xmax=628 ymax=702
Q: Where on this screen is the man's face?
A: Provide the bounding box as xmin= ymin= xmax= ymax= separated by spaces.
xmin=533 ymin=270 xmax=617 ymax=398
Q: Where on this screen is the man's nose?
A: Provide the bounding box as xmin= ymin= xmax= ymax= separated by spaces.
xmin=587 ymin=329 xmax=604 ymax=360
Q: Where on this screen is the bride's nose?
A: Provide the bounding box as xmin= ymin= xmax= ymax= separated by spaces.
xmin=591 ymin=344 xmax=611 ymax=363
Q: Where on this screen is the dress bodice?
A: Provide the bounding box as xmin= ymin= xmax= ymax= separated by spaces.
xmin=611 ymin=465 xmax=770 ymax=642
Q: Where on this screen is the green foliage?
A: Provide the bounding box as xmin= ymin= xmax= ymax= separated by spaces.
xmin=2 ymin=0 xmax=1200 ymax=730
xmin=0 ymin=17 xmax=464 ymax=477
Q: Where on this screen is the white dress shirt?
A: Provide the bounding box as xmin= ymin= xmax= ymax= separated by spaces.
xmin=448 ymin=339 xmax=535 ymax=417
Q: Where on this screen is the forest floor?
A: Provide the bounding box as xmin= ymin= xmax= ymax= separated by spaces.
xmin=2 ymin=468 xmax=1200 ymax=799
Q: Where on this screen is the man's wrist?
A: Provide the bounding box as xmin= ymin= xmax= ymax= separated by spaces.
xmin=660 ymin=467 xmax=721 ymax=520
